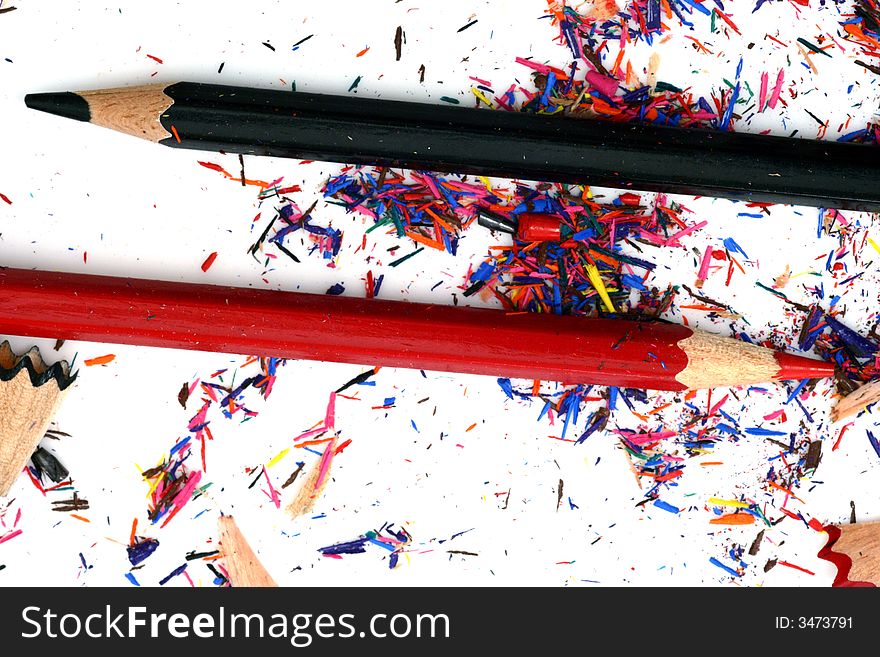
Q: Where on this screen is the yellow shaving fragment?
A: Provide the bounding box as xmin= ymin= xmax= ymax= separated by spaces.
xmin=267 ymin=447 xmax=290 ymax=468
xmin=585 ymin=263 xmax=616 ymax=312
xmin=470 ymin=87 xmax=493 ymax=107
xmin=708 ymin=497 xmax=750 ymax=509
xmin=868 ymin=237 xmax=880 ymax=256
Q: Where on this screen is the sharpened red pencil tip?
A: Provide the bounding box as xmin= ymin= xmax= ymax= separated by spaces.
xmin=774 ymin=351 xmax=835 ymax=381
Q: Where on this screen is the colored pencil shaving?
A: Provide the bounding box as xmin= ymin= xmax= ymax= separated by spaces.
xmin=832 ymin=379 xmax=880 ymax=422
xmin=285 ymin=451 xmax=334 ymax=520
xmin=288 ymin=393 xmax=337 ymax=519
xmin=0 ymin=341 xmax=74 ymax=496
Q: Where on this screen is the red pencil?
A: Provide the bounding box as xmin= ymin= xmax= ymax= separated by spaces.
xmin=0 ymin=267 xmax=833 ymax=390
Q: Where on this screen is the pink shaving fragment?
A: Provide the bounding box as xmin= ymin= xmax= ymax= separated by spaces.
xmin=758 ymin=71 xmax=769 ymax=112
xmin=697 ymin=245 xmax=713 ymax=282
xmin=263 ymin=467 xmax=281 ymax=509
xmin=0 ymin=529 xmax=22 ymax=546
xmin=767 ymin=68 xmax=785 ymax=109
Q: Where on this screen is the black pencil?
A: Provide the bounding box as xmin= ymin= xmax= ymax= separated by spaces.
xmin=24 ymin=82 xmax=880 ymax=211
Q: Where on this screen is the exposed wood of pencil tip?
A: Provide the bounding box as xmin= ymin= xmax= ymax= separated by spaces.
xmin=80 ymin=85 xmax=173 ymax=142
xmin=675 ymin=331 xmax=779 ymax=390
xmin=217 ymin=515 xmax=277 ymax=587
xmin=0 ymin=343 xmax=69 ymax=496
xmin=832 ymin=379 xmax=880 ymax=422
xmin=830 ymin=522 xmax=880 ymax=585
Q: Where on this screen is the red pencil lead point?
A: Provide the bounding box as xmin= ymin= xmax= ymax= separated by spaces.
xmin=773 ymin=351 xmax=835 ymax=382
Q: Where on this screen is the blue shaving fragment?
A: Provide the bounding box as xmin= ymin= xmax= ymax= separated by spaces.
xmin=608 ymin=387 xmax=618 ymax=410
xmin=497 ymin=378 xmax=514 ymax=399
xmin=471 ymin=262 xmax=496 ymax=283
xmin=159 ymin=563 xmax=187 ymax=586
xmin=785 ymin=379 xmax=808 ymax=405
xmin=127 ymin=538 xmax=160 ymax=566
xmin=745 ymin=427 xmax=787 ymax=436
xmin=320 ymin=538 xmax=369 ymax=555
xmin=653 ymin=499 xmax=680 ymax=514
xmin=824 ymin=315 xmax=878 ymax=359
xmin=709 ymin=557 xmax=741 ymax=577
xmin=722 ymin=237 xmax=749 ymax=259
xmin=326 ymin=283 xmax=345 ymax=295
xmin=720 ymin=58 xmax=742 ymax=131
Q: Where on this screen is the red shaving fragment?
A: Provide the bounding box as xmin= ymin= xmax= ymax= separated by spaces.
xmin=146 ymin=54 xmax=163 ymax=64
xmin=778 ymin=560 xmax=815 ymax=576
xmin=198 ymin=161 xmax=225 ymax=172
xmin=832 ymin=423 xmax=851 ymax=451
xmin=0 ymin=192 xmax=11 ymax=205
xmin=201 ymin=251 xmax=219 ymax=272
xmin=713 ymin=10 xmax=740 ymax=35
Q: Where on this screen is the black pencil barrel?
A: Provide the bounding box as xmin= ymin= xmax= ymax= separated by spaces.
xmin=35 ymin=82 xmax=880 ymax=210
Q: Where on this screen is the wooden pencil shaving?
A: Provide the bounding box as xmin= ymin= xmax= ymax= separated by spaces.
xmin=217 ymin=515 xmax=277 ymax=587
xmin=581 ymin=0 xmax=620 ymax=21
xmin=832 ymin=379 xmax=880 ymax=422
xmin=0 ymin=342 xmax=74 ymax=496
xmin=285 ymin=452 xmax=333 ymax=520
xmin=647 ymin=52 xmax=661 ymax=93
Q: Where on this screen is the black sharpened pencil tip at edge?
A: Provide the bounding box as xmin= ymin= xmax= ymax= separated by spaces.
xmin=476 ymin=207 xmax=518 ymax=235
xmin=24 ymin=92 xmax=91 ymax=123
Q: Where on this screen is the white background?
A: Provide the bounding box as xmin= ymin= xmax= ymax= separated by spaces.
xmin=0 ymin=0 xmax=878 ymax=586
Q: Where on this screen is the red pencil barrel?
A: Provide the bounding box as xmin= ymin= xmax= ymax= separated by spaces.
xmin=0 ymin=267 xmax=693 ymax=390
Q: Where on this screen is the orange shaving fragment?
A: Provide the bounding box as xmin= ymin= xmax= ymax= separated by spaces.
xmin=684 ymin=35 xmax=713 ymax=54
xmin=84 ymin=354 xmax=115 ymax=366
xmin=710 ymin=513 xmax=755 ymax=525
xmin=768 ymin=480 xmax=804 ymax=502
xmin=295 ymin=437 xmax=335 ymax=448
xmin=404 ymin=230 xmax=445 ymax=251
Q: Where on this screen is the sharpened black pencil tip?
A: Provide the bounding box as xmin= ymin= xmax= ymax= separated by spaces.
xmin=25 ymin=92 xmax=90 ymax=122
